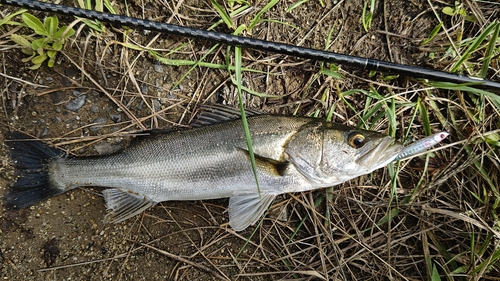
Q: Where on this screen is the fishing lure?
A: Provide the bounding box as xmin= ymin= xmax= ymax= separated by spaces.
xmin=394 ymin=132 xmax=449 ymax=161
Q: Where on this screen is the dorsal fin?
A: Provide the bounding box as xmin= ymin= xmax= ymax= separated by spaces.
xmin=191 ymin=104 xmax=262 ymax=128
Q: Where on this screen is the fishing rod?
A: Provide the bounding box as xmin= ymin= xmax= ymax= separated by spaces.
xmin=2 ymin=0 xmax=500 ymax=92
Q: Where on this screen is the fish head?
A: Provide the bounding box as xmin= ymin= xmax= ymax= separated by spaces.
xmin=285 ymin=121 xmax=403 ymax=186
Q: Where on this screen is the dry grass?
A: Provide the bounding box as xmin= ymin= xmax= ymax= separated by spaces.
xmin=0 ymin=0 xmax=499 ymax=280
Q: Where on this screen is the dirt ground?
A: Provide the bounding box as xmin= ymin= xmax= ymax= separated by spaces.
xmin=0 ymin=0 xmax=499 ymax=280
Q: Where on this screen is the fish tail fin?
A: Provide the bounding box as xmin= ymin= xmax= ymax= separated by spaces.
xmin=4 ymin=132 xmax=65 ymax=209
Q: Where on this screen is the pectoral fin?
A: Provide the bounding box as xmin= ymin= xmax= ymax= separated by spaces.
xmin=228 ymin=191 xmax=277 ymax=231
xmin=102 ymin=188 xmax=156 ymax=223
xmin=238 ymin=148 xmax=289 ymax=176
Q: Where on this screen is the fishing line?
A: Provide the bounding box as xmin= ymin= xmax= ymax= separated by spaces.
xmin=2 ymin=0 xmax=500 ymax=92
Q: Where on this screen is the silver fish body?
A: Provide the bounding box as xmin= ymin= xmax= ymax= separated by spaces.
xmin=51 ymin=115 xmax=313 ymax=201
xmin=5 ymin=110 xmax=403 ymax=231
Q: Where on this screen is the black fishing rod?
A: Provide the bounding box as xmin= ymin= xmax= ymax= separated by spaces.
xmin=2 ymin=0 xmax=500 ymax=92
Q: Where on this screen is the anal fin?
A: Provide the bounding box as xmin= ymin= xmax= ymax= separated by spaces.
xmin=228 ymin=191 xmax=277 ymax=231
xmin=102 ymin=188 xmax=156 ymax=223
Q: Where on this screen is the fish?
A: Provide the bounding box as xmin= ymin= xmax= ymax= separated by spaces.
xmin=3 ymin=105 xmax=403 ymax=231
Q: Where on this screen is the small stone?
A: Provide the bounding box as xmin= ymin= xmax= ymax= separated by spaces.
xmin=109 ymin=114 xmax=122 ymax=123
xmin=62 ymin=77 xmax=72 ymax=86
xmin=93 ymin=117 xmax=107 ymax=124
xmin=92 ymin=90 xmax=100 ymax=96
xmin=72 ymin=90 xmax=81 ymax=97
xmin=172 ymin=85 xmax=183 ymax=91
xmin=45 ymin=77 xmax=53 ymax=82
xmin=66 ymin=95 xmax=86 ymax=112
xmin=153 ymin=64 xmax=164 ymax=73
xmin=141 ymin=85 xmax=148 ymax=94
xmin=50 ymin=91 xmax=66 ymax=104
xmin=64 ymin=67 xmax=79 ymax=78
xmin=90 ymin=105 xmax=99 ymax=113
xmin=152 ymin=99 xmax=162 ymax=112
xmin=40 ymin=127 xmax=49 ymax=137
xmin=89 ymin=117 xmax=107 ymax=131
xmin=94 ymin=143 xmax=122 ymax=155
xmin=55 ymin=107 xmax=61 ymax=113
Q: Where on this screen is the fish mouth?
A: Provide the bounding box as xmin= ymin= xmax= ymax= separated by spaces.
xmin=356 ymin=136 xmax=403 ymax=169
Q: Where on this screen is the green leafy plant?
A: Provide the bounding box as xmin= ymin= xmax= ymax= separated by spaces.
xmin=10 ymin=13 xmax=75 ymax=69
xmin=442 ymin=5 xmax=477 ymax=22
xmin=362 ymin=0 xmax=376 ymax=32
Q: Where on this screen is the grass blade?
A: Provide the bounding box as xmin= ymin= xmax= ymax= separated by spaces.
xmin=418 ymin=96 xmax=432 ymax=136
xmin=248 ymin=0 xmax=279 ymax=31
xmin=234 ymin=46 xmax=261 ymax=197
xmin=422 ymin=22 xmax=443 ymax=45
xmin=450 ymin=21 xmax=497 ymax=73
xmin=286 ymin=0 xmax=308 ymax=13
xmin=211 ymin=0 xmax=234 ymax=30
xmin=479 ymin=21 xmax=499 ymax=78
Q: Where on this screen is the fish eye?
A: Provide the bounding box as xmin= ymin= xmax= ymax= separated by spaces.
xmin=348 ymin=132 xmax=365 ymax=149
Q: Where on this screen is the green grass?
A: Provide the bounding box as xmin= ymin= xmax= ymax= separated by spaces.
xmin=450 ymin=20 xmax=500 ymax=75
xmin=362 ymin=0 xmax=376 ymax=32
xmin=76 ymin=0 xmax=118 ymax=32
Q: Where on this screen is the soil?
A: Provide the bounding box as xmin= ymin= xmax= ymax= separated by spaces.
xmin=0 ymin=0 xmax=498 ymax=280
